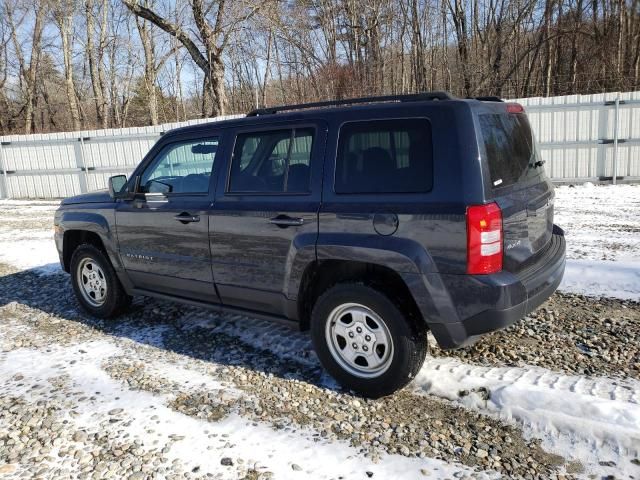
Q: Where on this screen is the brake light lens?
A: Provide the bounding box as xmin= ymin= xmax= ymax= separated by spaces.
xmin=506 ymin=103 xmax=524 ymax=114
xmin=467 ymin=203 xmax=503 ymax=274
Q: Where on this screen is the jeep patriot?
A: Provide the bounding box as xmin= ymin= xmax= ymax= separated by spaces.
xmin=54 ymin=92 xmax=566 ymax=397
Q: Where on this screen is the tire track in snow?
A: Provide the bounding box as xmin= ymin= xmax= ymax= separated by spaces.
xmin=423 ymin=357 xmax=639 ymax=404
xmin=173 ymin=309 xmax=640 ymax=476
xmin=414 ymin=357 xmax=640 ymax=477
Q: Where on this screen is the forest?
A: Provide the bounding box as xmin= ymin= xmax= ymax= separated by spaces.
xmin=0 ymin=0 xmax=638 ymax=135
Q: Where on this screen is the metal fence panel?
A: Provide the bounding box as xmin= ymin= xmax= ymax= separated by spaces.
xmin=0 ymin=93 xmax=639 ymax=199
xmin=0 ymin=115 xmax=241 ymax=199
xmin=514 ymin=90 xmax=640 ymax=183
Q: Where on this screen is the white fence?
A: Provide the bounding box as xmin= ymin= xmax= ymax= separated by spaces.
xmin=514 ymin=91 xmax=640 ymax=184
xmin=0 ymin=91 xmax=638 ymax=199
xmin=0 ymin=115 xmax=242 ymax=199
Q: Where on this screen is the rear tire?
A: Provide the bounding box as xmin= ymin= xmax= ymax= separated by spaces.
xmin=310 ymin=283 xmax=427 ymax=398
xmin=70 ymin=244 xmax=131 ymax=318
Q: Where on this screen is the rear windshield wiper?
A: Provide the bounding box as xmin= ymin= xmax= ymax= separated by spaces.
xmin=529 ymin=159 xmax=546 ymax=169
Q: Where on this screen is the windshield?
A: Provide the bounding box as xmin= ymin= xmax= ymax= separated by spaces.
xmin=479 ymin=113 xmax=543 ymax=188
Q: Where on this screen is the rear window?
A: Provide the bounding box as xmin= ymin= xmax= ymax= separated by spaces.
xmin=335 ymin=119 xmax=433 ymax=194
xmin=479 ymin=113 xmax=541 ymax=188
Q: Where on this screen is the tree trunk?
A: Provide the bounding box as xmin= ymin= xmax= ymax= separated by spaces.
xmin=448 ymin=0 xmax=472 ymax=97
xmin=410 ymin=0 xmax=428 ymax=92
xmin=122 ymin=0 xmax=231 ymax=117
xmin=261 ymin=28 xmax=272 ymax=107
xmin=569 ymin=0 xmax=584 ymax=93
xmin=54 ymin=0 xmax=82 ymax=131
xmin=136 ymin=15 xmax=159 ymax=125
xmin=542 ymin=0 xmax=554 ymax=97
xmin=7 ymin=1 xmax=46 ymax=134
xmin=208 ymin=56 xmax=226 ymax=116
xmin=86 ymin=0 xmax=108 ymax=128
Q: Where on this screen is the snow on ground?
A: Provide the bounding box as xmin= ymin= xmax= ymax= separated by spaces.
xmin=414 ymin=357 xmax=640 ymax=479
xmin=554 ymin=184 xmax=640 ymax=263
xmin=0 ymin=186 xmax=639 ymax=478
xmin=561 ymin=259 xmax=640 ymax=301
xmin=0 ymin=228 xmax=60 ymax=275
xmin=173 ymin=307 xmax=640 ymax=478
xmin=0 ymin=200 xmax=60 ymax=275
xmin=0 ymin=340 xmax=485 ymax=480
xmin=555 ymin=183 xmax=640 ymax=300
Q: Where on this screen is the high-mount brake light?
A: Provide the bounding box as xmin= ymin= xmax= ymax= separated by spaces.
xmin=466 ymin=203 xmax=503 ymax=274
xmin=506 ymin=103 xmax=525 ymax=114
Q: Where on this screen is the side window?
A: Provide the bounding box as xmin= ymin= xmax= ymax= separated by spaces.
xmin=140 ymin=138 xmax=218 ymax=194
xmin=335 ymin=119 xmax=433 ymax=194
xmin=228 ymin=128 xmax=314 ymax=193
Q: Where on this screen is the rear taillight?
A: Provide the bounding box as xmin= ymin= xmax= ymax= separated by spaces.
xmin=467 ymin=203 xmax=503 ymax=274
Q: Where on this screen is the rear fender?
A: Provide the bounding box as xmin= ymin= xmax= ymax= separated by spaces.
xmin=312 ymin=234 xmax=463 ymax=345
xmin=283 ymin=232 xmax=318 ymax=302
xmin=315 ymin=233 xmax=437 ymax=274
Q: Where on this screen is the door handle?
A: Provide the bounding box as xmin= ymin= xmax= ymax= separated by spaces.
xmin=174 ymin=212 xmax=200 ymax=224
xmin=269 ymin=215 xmax=304 ymax=227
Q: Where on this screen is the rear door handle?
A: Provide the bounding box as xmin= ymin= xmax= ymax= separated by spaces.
xmin=174 ymin=212 xmax=200 ymax=224
xmin=269 ymin=215 xmax=304 ymax=227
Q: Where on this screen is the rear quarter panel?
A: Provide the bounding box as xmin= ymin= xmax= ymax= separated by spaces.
xmin=318 ymin=101 xmax=483 ymax=275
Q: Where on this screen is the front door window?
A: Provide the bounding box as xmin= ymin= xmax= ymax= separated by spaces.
xmin=140 ymin=138 xmax=219 ymax=194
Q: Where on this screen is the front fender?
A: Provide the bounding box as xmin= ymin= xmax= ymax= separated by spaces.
xmin=57 ymin=209 xmax=122 ymax=270
xmin=59 ymin=210 xmax=111 ymax=235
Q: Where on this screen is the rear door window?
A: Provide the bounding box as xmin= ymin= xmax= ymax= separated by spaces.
xmin=479 ymin=113 xmax=542 ymax=188
xmin=228 ymin=128 xmax=314 ymax=193
xmin=335 ymin=119 xmax=433 ymax=194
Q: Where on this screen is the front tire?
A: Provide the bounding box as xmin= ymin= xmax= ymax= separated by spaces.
xmin=311 ymin=283 xmax=427 ymax=398
xmin=70 ymin=244 xmax=131 ymax=318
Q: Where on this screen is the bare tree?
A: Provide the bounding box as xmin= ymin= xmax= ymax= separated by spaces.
xmin=135 ymin=11 xmax=159 ymax=124
xmin=448 ymin=0 xmax=473 ymax=97
xmin=86 ymin=0 xmax=109 ymax=128
xmin=0 ymin=0 xmax=639 ymax=135
xmin=53 ymin=0 xmax=82 ymax=131
xmin=5 ymin=0 xmax=47 ymax=134
xmin=0 ymin=14 xmax=12 ymax=133
xmin=123 ymin=0 xmax=266 ymax=116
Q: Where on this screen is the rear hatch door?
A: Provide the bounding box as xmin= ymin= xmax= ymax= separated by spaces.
xmin=476 ymin=104 xmax=554 ymax=273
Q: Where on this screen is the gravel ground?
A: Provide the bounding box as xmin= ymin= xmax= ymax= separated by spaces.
xmin=431 ymin=293 xmax=640 ymax=379
xmin=1 ymin=265 xmax=638 ymax=478
xmin=0 ymin=194 xmax=639 ymax=479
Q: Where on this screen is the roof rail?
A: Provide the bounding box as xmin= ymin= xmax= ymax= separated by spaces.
xmin=474 ymin=96 xmax=504 ymax=102
xmin=246 ymin=91 xmax=456 ymax=116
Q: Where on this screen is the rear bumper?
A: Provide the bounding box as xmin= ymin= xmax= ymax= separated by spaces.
xmin=424 ymin=227 xmax=566 ymax=349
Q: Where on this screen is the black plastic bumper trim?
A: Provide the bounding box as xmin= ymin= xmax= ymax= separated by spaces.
xmin=462 ymin=232 xmax=565 ymax=338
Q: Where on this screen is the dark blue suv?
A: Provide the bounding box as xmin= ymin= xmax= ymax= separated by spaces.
xmin=54 ymin=93 xmax=566 ymax=397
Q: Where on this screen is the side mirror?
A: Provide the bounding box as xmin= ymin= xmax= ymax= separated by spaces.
xmin=108 ymin=175 xmax=128 ymax=199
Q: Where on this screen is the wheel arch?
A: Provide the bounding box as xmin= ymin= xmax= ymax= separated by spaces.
xmin=62 ymin=230 xmax=108 ymax=272
xmin=59 ymin=211 xmax=121 ymax=273
xmin=297 ymin=259 xmax=425 ymax=332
